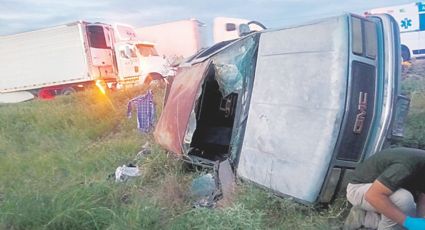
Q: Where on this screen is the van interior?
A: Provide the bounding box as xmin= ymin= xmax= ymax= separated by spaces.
xmin=189 ymin=65 xmax=238 ymax=161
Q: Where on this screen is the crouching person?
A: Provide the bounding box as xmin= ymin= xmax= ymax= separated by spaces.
xmin=345 ymin=147 xmax=425 ymax=230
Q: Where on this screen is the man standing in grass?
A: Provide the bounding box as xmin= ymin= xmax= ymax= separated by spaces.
xmin=345 ymin=147 xmax=425 ymax=230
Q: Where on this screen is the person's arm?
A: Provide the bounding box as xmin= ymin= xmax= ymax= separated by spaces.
xmin=365 ymin=179 xmax=406 ymax=225
xmin=417 ymin=193 xmax=425 ymax=217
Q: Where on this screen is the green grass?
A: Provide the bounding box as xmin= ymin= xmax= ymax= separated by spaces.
xmin=0 ymin=86 xmax=348 ymax=229
xmin=401 ymin=60 xmax=425 ymax=148
xmin=1 ymin=60 xmax=424 ymax=229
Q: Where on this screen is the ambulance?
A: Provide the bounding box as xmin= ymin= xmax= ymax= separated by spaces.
xmin=368 ymin=2 xmax=425 ymax=61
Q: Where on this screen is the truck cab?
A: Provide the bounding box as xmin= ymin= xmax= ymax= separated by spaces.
xmin=154 ymin=14 xmax=408 ymax=204
xmin=112 ymin=24 xmax=144 ymax=84
xmin=114 ymin=24 xmax=172 ymax=85
xmin=135 ymin=42 xmax=173 ymax=85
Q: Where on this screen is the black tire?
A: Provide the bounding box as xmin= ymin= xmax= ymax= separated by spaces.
xmin=401 ymin=45 xmax=411 ymax=62
xmin=143 ymin=74 xmax=153 ymax=85
xmin=61 ymin=87 xmax=76 ymax=95
xmin=144 ymin=73 xmax=164 ymax=85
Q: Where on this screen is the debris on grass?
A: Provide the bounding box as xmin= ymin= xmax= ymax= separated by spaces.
xmin=115 ymin=164 xmax=141 ymax=182
xmin=191 ymin=173 xmax=218 ymax=208
xmin=136 ymin=142 xmax=152 ymax=160
xmin=217 ymin=159 xmax=236 ymax=208
xmin=108 ymin=142 xmax=152 ymax=182
xmin=189 ymin=159 xmax=237 ymax=209
xmin=127 ymin=90 xmax=156 ymax=133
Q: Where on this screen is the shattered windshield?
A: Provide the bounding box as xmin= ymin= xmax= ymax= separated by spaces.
xmin=213 ymin=35 xmax=260 ymax=163
xmin=183 ymin=34 xmax=260 ymax=162
xmin=212 ymin=35 xmax=259 ymax=97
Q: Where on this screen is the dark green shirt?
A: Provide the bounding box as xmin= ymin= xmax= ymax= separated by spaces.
xmin=350 ymin=147 xmax=425 ymax=193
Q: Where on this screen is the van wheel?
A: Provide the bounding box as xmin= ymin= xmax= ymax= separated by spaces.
xmin=401 ymin=46 xmax=411 ymax=62
xmin=61 ymin=87 xmax=76 ymax=95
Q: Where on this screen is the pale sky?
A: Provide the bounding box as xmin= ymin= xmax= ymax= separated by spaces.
xmin=0 ymin=0 xmax=414 ymax=36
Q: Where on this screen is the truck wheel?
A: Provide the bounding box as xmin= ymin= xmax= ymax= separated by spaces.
xmin=144 ymin=74 xmax=153 ymax=85
xmin=38 ymin=89 xmax=55 ymax=99
xmin=61 ymin=87 xmax=76 ymax=95
xmin=401 ymin=45 xmax=410 ymax=62
xmin=144 ymin=73 xmax=164 ymax=86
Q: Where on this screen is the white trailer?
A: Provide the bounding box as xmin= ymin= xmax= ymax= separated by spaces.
xmin=368 ymin=2 xmax=425 ymax=60
xmin=135 ymin=18 xmax=264 ymax=60
xmin=135 ymin=19 xmax=206 ymax=59
xmin=0 ymin=21 xmax=141 ymax=103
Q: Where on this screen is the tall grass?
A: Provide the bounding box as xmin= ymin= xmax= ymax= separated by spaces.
xmin=0 ymin=87 xmax=170 ymax=229
xmin=0 ymin=86 xmax=348 ymax=229
xmin=401 ymin=60 xmax=425 ymax=148
xmin=2 ymin=58 xmax=425 ymax=229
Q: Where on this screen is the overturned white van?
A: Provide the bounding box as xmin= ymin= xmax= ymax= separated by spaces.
xmin=154 ymin=14 xmax=409 ymax=204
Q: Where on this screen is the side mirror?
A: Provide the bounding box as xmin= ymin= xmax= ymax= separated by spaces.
xmin=238 ymin=24 xmax=251 ymax=37
xmin=120 ymin=50 xmax=129 ymax=59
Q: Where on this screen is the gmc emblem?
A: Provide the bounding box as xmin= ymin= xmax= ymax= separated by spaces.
xmin=353 ymin=92 xmax=367 ymax=134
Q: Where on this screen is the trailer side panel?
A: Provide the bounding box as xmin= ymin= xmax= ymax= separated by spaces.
xmin=0 ymin=23 xmax=91 ymax=93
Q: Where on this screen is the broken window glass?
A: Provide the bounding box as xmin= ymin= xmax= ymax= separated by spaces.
xmin=212 ymin=35 xmax=259 ymax=97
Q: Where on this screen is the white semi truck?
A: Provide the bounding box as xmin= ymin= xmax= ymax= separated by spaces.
xmin=367 ymin=2 xmax=425 ymax=61
xmin=114 ymin=24 xmax=173 ymax=85
xmin=0 ymin=21 xmax=141 ymax=103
